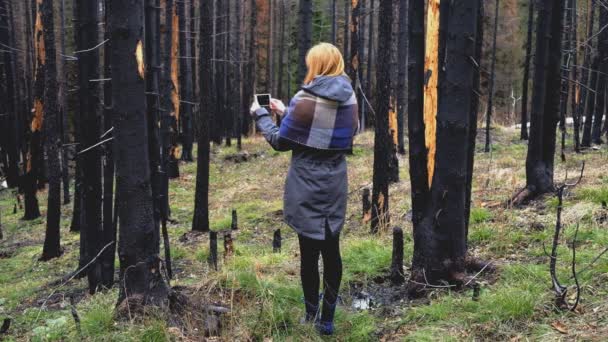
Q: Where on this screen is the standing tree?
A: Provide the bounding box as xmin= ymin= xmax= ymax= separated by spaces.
xmin=74 ymin=0 xmax=103 ymax=290
xmin=178 ymin=0 xmax=194 ymax=161
xmin=581 ymin=0 xmax=597 ymax=148
xmin=40 ymin=0 xmax=62 ymax=261
xmin=23 ymin=0 xmax=44 ymax=221
xmin=512 ymin=0 xmax=566 ymax=204
xmin=591 ymin=4 xmax=607 ymax=145
xmin=520 ymin=1 xmax=534 ymax=140
xmin=370 ymin=0 xmax=394 ymax=233
xmin=407 ymin=0 xmax=482 ymax=292
xmin=297 ymin=0 xmax=313 ymax=86
xmin=109 ymin=0 xmax=169 ymax=306
xmin=484 ymin=0 xmax=499 ymax=152
xmin=396 ymin=0 xmax=408 ymax=154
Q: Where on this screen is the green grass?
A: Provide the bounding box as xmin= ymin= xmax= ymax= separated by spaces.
xmin=2 ymin=130 xmax=608 ymax=340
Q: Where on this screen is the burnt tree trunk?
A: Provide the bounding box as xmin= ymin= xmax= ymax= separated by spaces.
xmin=343 ymin=0 xmax=350 ymax=58
xmin=581 ymin=0 xmax=597 ymax=147
xmin=23 ymin=0 xmax=44 ymax=221
xmin=518 ymin=0 xmax=565 ymax=203
xmin=331 ymin=0 xmax=337 ymax=44
xmin=75 ymin=0 xmax=103 ymax=289
xmin=297 ymin=0 xmax=312 ymax=85
xmin=178 ymin=0 xmax=194 ymax=161
xmin=396 ymin=0 xmax=408 ymax=154
xmin=370 ymin=0 xmax=393 ymax=234
xmin=40 ymin=0 xmax=62 ymax=261
xmin=520 ymin=0 xmax=534 ymax=140
xmin=571 ymin=0 xmax=580 ymax=152
xmin=58 ymin=0 xmax=70 ymax=204
xmin=592 ymin=4 xmax=607 ymax=145
xmin=408 ymin=0 xmax=481 ymax=293
xmin=110 ymin=0 xmax=169 ymax=306
xmin=192 ymin=0 xmax=212 ymax=233
xmin=101 ymin=0 xmax=116 ymax=289
xmin=484 ymin=0 xmax=499 ymax=153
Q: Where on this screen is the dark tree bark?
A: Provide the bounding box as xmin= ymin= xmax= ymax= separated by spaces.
xmin=225 ymin=0 xmax=233 ymax=147
xmin=161 ymin=0 xmax=180 ymax=179
xmin=581 ymin=0 xmax=596 ymax=147
xmin=192 ymin=0 xmax=211 ymax=233
xmin=235 ymin=0 xmax=243 ymax=149
xmin=343 ymin=0 xmax=350 ymax=58
xmin=101 ymin=0 xmax=116 ymax=290
xmin=396 ymin=0 xmax=408 ymax=154
xmin=178 ymin=0 xmax=194 ymax=161
xmin=40 ymin=0 xmax=62 ymax=261
xmin=0 ymin=0 xmax=20 ymax=189
xmin=559 ymin=0 xmax=573 ymax=160
xmin=58 ymin=0 xmax=70 ymax=205
xmin=520 ymin=0 xmax=534 ymax=140
xmin=23 ymin=0 xmax=44 ymax=221
xmin=110 ymin=0 xmax=169 ymax=306
xmin=242 ymin=0 xmax=257 ymax=136
xmin=370 ymin=0 xmax=393 ymax=234
xmin=331 ymin=0 xmax=337 ymax=44
xmin=277 ymin=0 xmax=286 ymax=104
xmin=74 ymin=0 xmax=103 ymax=290
xmin=390 ymin=227 xmax=404 ymax=284
xmin=571 ymin=0 xmax=580 ymax=152
xmin=592 ymin=4 xmax=607 ymax=145
xmin=484 ymin=0 xmax=499 ymax=152
xmin=297 ymin=0 xmax=312 ymax=86
xmin=514 ymin=0 xmax=566 ymax=204
xmin=408 ymin=0 xmax=481 ymax=291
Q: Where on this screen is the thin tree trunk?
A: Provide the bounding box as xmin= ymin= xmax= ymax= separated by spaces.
xmin=521 ymin=0 xmax=534 ymax=140
xmin=178 ymin=0 xmax=194 ymax=161
xmin=40 ymin=0 xmax=62 ymax=261
xmin=297 ymin=0 xmax=312 ymax=85
xmin=101 ymin=0 xmax=116 ymax=290
xmin=592 ymin=4 xmax=607 ymax=144
xmin=559 ymin=0 xmax=573 ymax=160
xmin=192 ymin=0 xmax=212 ymax=233
xmin=396 ymin=0 xmax=408 ymax=154
xmin=331 ymin=0 xmax=337 ymax=44
xmin=343 ymin=0 xmax=350 ymax=58
xmin=581 ymin=0 xmax=596 ymax=147
xmin=59 ymin=0 xmax=70 ymax=204
xmin=571 ymin=0 xmax=581 ymax=152
xmin=371 ymin=0 xmax=393 ymax=233
xmin=484 ymin=0 xmax=499 ymax=152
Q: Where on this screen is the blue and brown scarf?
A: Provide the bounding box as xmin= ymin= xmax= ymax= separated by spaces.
xmin=279 ymin=75 xmax=359 ymax=150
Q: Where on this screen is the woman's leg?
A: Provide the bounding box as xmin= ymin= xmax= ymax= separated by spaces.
xmin=298 ymin=234 xmax=321 ymax=318
xmin=320 ymin=230 xmax=342 ymax=324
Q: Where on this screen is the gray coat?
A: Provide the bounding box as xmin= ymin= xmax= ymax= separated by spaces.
xmin=254 ymin=76 xmax=356 ymax=240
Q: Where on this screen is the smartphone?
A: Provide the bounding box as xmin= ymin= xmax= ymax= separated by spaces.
xmin=255 ymin=94 xmax=271 ymax=111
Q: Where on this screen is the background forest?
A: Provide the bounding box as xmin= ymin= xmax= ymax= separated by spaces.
xmin=1 ymin=0 xmax=608 ymax=341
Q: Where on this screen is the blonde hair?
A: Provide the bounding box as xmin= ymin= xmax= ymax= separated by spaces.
xmin=303 ymin=43 xmax=345 ymax=85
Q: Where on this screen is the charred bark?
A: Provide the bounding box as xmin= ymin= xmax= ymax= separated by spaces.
xmin=396 ymin=0 xmax=408 ymax=154
xmin=297 ymin=0 xmax=312 ymax=85
xmin=40 ymin=0 xmax=62 ymax=261
xmin=110 ymin=0 xmax=169 ymax=306
xmin=581 ymin=0 xmax=597 ymax=147
xmin=591 ymin=4 xmax=607 ymax=145
xmin=521 ymin=1 xmax=534 ymax=140
xmin=408 ymin=0 xmax=481 ymax=293
xmin=192 ymin=0 xmax=211 ymax=233
xmin=370 ymin=0 xmax=394 ymax=234
xmin=178 ymin=0 xmax=194 ymax=161
xmin=516 ymin=0 xmax=565 ymax=204
xmin=484 ymin=0 xmax=499 ymax=153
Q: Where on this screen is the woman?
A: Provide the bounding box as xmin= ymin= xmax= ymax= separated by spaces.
xmin=250 ymin=43 xmax=358 ymax=335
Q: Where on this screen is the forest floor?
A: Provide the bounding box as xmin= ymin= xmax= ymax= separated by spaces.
xmin=1 ymin=127 xmax=608 ymax=341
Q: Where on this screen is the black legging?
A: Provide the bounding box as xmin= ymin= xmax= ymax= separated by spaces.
xmin=298 ymin=227 xmax=342 ymax=322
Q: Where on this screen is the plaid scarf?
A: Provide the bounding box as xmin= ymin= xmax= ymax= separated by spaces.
xmin=278 ymin=89 xmax=359 ymax=150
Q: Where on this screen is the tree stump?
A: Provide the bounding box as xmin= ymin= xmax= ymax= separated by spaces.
xmin=208 ymin=231 xmax=218 ymax=270
xmin=362 ymin=188 xmax=371 ymax=223
xmin=390 ymin=227 xmax=404 ymax=285
xmin=231 ymin=209 xmax=238 ymax=230
xmin=272 ymin=229 xmax=282 ymax=253
xmin=223 ymin=231 xmax=234 ymax=259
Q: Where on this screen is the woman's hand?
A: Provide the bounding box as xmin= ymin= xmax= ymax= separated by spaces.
xmin=249 ymin=100 xmax=261 ymax=117
xmin=270 ymin=99 xmax=286 ymax=116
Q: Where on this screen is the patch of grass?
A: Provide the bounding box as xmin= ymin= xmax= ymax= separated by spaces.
xmin=470 ymin=207 xmax=492 ymax=224
xmin=469 ymin=225 xmax=493 ymax=244
xmin=575 ymin=186 xmax=608 ymax=205
xmin=342 ymin=239 xmax=392 ymax=280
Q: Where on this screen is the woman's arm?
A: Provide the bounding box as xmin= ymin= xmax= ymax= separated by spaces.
xmin=254 ymin=108 xmax=293 ymax=151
